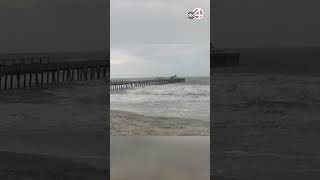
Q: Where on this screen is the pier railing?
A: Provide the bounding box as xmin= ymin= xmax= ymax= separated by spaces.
xmin=110 ymin=78 xmax=185 ymax=91
xmin=0 ymin=58 xmax=109 ymax=90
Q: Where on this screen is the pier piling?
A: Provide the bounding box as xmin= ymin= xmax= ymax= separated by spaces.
xmin=110 ymin=77 xmax=185 ymax=91
xmin=0 ymin=57 xmax=108 ymax=90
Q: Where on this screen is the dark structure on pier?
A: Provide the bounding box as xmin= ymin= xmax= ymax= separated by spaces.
xmin=0 ymin=56 xmax=108 ymax=90
xmin=211 ymin=44 xmax=240 ymax=67
xmin=110 ymin=77 xmax=185 ymax=91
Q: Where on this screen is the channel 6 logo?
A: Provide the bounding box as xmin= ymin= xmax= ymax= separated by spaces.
xmin=187 ymin=8 xmax=204 ymax=20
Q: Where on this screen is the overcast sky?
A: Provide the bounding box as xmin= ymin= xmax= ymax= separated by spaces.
xmin=111 ymin=0 xmax=210 ymax=78
xmin=111 ymin=44 xmax=209 ymax=78
xmin=0 ymin=0 xmax=108 ymax=53
xmin=213 ymin=0 xmax=320 ymax=48
xmin=111 ymin=0 xmax=210 ymax=44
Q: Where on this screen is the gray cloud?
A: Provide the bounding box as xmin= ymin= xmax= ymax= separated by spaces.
xmin=111 ymin=0 xmax=210 ymax=44
xmin=111 ymin=0 xmax=210 ymax=78
xmin=0 ymin=0 xmax=108 ymax=53
xmin=213 ymin=0 xmax=320 ymax=48
xmin=111 ymin=44 xmax=209 ymax=78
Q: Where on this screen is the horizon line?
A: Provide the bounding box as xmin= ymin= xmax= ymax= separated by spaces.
xmin=110 ymin=75 xmax=209 ymax=79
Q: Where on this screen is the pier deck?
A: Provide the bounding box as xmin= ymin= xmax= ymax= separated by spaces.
xmin=110 ymin=78 xmax=185 ymax=91
xmin=0 ymin=58 xmax=108 ymax=90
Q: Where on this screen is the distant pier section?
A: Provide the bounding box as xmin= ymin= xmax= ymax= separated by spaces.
xmin=0 ymin=56 xmax=108 ymax=90
xmin=110 ymin=75 xmax=185 ymax=91
xmin=211 ymin=45 xmax=240 ymax=67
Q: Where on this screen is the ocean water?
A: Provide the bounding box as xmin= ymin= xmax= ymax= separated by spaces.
xmin=110 ymin=77 xmax=210 ymax=121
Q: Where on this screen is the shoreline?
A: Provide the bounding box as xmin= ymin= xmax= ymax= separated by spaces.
xmin=111 ymin=110 xmax=210 ymax=136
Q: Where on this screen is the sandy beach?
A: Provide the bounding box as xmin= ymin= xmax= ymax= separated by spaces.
xmin=111 ymin=137 xmax=210 ymax=180
xmin=111 ymin=110 xmax=209 ymax=136
xmin=213 ymin=67 xmax=320 ymax=180
xmin=0 ymin=80 xmax=108 ymax=179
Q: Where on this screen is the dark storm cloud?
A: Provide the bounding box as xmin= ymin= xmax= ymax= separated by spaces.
xmin=212 ymin=0 xmax=320 ymax=48
xmin=0 ymin=0 xmax=108 ymax=53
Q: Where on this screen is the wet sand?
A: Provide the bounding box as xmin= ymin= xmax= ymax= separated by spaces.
xmin=213 ymin=69 xmax=320 ymax=180
xmin=111 ymin=137 xmax=210 ymax=180
xmin=111 ymin=110 xmax=209 ymax=136
xmin=0 ymin=81 xmax=108 ymax=179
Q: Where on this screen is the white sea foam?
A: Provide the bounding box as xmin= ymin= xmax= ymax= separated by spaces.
xmin=111 ymin=77 xmax=210 ymax=121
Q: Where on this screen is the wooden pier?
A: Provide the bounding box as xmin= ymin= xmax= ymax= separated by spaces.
xmin=110 ymin=78 xmax=185 ymax=91
xmin=0 ymin=57 xmax=108 ymax=90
